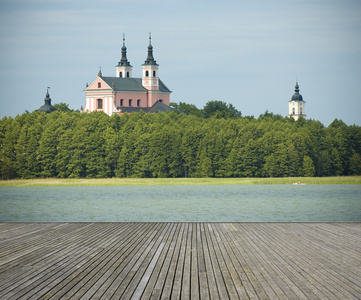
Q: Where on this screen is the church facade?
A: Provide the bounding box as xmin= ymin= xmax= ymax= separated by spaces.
xmin=288 ymin=82 xmax=306 ymax=120
xmin=83 ymin=35 xmax=172 ymax=116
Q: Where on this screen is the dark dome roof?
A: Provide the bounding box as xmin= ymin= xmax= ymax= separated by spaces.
xmin=291 ymin=82 xmax=303 ymax=101
xmin=38 ymin=91 xmax=57 ymax=113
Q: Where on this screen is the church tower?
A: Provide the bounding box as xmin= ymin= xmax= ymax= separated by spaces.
xmin=116 ymin=34 xmax=132 ymax=78
xmin=142 ymin=33 xmax=159 ymax=91
xmin=38 ymin=88 xmax=56 ymax=113
xmin=288 ymin=82 xmax=306 ymax=120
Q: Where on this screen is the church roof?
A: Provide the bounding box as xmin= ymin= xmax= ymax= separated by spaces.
xmin=102 ymin=77 xmax=146 ymax=92
xmin=101 ymin=77 xmax=171 ymax=93
xmin=290 ymin=82 xmax=304 ymax=102
xmin=120 ymin=100 xmax=173 ymax=113
xmin=117 ymin=34 xmax=132 ymax=67
xmin=38 ymin=90 xmax=57 ymax=113
xmin=142 ymin=33 xmax=158 ymax=66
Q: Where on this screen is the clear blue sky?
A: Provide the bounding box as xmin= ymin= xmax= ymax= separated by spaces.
xmin=1 ymin=0 xmax=360 ymax=126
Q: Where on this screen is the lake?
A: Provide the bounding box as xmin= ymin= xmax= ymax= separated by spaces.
xmin=0 ymin=185 xmax=360 ymax=222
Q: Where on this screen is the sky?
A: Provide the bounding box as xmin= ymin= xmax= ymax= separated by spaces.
xmin=1 ymin=0 xmax=361 ymax=126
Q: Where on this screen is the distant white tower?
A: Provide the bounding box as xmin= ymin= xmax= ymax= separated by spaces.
xmin=288 ymin=82 xmax=306 ymax=120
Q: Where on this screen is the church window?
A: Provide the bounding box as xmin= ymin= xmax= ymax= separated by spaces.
xmin=292 ymin=108 xmax=295 ymax=115
xmin=153 ymin=70 xmax=156 ymax=76
xmin=120 ymin=99 xmax=123 ymax=106
xmin=97 ymin=99 xmax=103 ymax=109
xmin=137 ymin=99 xmax=141 ymax=107
xmin=119 ymin=72 xmax=122 ymax=77
xmin=159 ymin=99 xmax=163 ymax=102
xmin=300 ymin=108 xmax=303 ymax=114
xmin=127 ymin=72 xmax=130 ymax=78
xmin=145 ymin=70 xmax=149 ymax=77
xmin=98 ymin=82 xmax=101 ymax=88
xmin=129 ymin=99 xmax=132 ymax=106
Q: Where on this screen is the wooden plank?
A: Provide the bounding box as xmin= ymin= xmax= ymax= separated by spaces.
xmin=82 ymin=223 xmax=164 ymax=300
xmin=190 ymin=223 xmax=200 ymax=300
xmin=180 ymin=223 xmax=192 ymax=299
xmin=9 ymin=223 xmax=132 ymax=299
xmin=156 ymin=223 xmax=181 ymax=299
xmin=206 ymin=223 xmax=239 ymax=299
xmin=199 ymin=223 xmax=219 ymax=300
xmin=251 ymin=223 xmax=361 ymax=299
xmin=218 ymin=223 xmax=280 ymax=299
xmin=0 ymin=223 xmax=360 ymax=300
xmin=120 ymin=223 xmax=172 ymax=300
xmin=169 ymin=223 xmax=188 ymax=300
xmin=131 ymin=241 xmax=165 ymax=300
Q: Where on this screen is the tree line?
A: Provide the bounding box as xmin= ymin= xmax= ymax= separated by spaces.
xmin=1 ymin=101 xmax=360 ymax=179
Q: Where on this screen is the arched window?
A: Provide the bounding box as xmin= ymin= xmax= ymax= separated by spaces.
xmin=97 ymin=99 xmax=103 ymax=109
xmin=119 ymin=72 xmax=122 ymax=77
xmin=137 ymin=99 xmax=141 ymax=107
xmin=158 ymin=99 xmax=163 ymax=102
xmin=292 ymin=108 xmax=295 ymax=115
xmin=98 ymin=82 xmax=101 ymax=88
xmin=300 ymin=108 xmax=302 ymax=114
xmin=127 ymin=72 xmax=130 ymax=78
xmin=129 ymin=99 xmax=132 ymax=106
xmin=153 ymin=70 xmax=156 ymax=76
xmin=120 ymin=99 xmax=123 ymax=106
xmin=145 ymin=70 xmax=149 ymax=77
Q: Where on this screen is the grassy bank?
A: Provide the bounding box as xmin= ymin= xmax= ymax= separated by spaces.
xmin=0 ymin=176 xmax=360 ymax=187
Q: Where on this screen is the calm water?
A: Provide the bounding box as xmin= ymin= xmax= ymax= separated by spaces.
xmin=0 ymin=185 xmax=360 ymax=222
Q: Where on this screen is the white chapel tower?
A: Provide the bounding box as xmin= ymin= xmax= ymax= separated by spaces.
xmin=288 ymin=82 xmax=306 ymax=120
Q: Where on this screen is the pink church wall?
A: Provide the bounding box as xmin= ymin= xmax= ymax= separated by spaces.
xmin=87 ymin=78 xmax=111 ymax=90
xmin=114 ymin=92 xmax=148 ymax=108
xmin=147 ymin=92 xmax=170 ymax=107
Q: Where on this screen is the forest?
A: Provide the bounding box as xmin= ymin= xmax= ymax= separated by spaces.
xmin=1 ymin=101 xmax=361 ymax=179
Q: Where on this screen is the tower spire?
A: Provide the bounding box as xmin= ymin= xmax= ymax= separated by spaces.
xmin=294 ymin=81 xmax=300 ymax=94
xmin=118 ymin=33 xmax=131 ymax=66
xmin=143 ymin=32 xmax=158 ymax=65
xmin=116 ymin=33 xmax=133 ymax=77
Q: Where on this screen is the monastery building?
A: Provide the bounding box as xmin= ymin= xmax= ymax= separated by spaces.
xmin=83 ymin=35 xmax=172 ymax=116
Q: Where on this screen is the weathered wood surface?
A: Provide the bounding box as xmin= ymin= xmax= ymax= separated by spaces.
xmin=0 ymin=223 xmax=360 ymax=299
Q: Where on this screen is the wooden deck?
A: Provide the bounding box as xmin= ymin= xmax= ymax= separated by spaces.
xmin=0 ymin=223 xmax=360 ymax=299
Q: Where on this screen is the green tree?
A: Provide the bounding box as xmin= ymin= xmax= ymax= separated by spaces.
xmin=104 ymin=127 xmax=122 ymax=177
xmin=0 ymin=118 xmax=21 ymax=179
xmin=238 ymin=139 xmax=264 ymax=177
xmin=37 ymin=114 xmax=62 ymax=177
xmin=133 ymin=133 xmax=152 ymax=177
xmin=203 ymin=100 xmax=241 ymax=119
xmin=54 ymin=102 xmax=73 ymax=112
xmin=300 ymin=155 xmax=315 ymax=177
xmin=170 ymin=102 xmax=203 ymax=117
xmin=330 ymin=148 xmax=343 ymax=176
xmin=224 ymin=137 xmax=244 ymax=177
xmin=349 ymin=152 xmax=361 ymax=175
xmin=14 ymin=124 xmax=42 ymax=178
xmin=180 ymin=127 xmax=204 ymax=177
xmin=148 ymin=126 xmax=182 ymax=177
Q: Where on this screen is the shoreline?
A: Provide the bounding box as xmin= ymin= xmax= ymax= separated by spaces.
xmin=0 ymin=176 xmax=360 ymax=187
